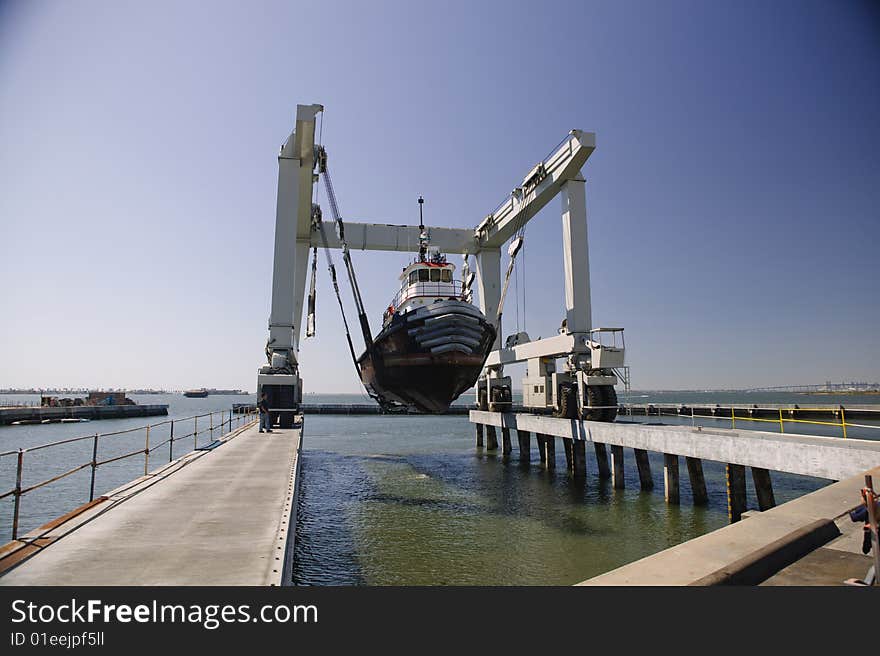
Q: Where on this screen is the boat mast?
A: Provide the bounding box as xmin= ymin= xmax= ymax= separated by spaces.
xmin=418 ymin=196 xmax=428 ymax=263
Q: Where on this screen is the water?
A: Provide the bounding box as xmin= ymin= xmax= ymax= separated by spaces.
xmin=2 ymin=390 xmax=878 ymax=585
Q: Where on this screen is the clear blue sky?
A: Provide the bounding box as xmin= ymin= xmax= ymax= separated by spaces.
xmin=1 ymin=0 xmax=878 ymax=392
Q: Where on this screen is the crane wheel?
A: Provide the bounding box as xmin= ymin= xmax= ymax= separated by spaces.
xmin=556 ymin=384 xmax=577 ymax=419
xmin=582 ymin=385 xmax=605 ymax=421
xmin=489 ymin=386 xmax=511 ymax=411
xmin=599 ymin=385 xmax=618 ymax=422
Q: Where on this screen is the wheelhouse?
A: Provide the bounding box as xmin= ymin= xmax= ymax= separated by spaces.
xmin=383 ymin=249 xmax=464 ymax=324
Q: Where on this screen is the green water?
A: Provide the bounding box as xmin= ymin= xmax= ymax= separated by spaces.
xmin=292 ymin=411 xmax=835 ymax=585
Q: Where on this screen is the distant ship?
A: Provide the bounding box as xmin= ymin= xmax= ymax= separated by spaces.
xmin=358 ymin=232 xmax=496 ymax=414
xmin=183 ymin=389 xmax=209 ymax=398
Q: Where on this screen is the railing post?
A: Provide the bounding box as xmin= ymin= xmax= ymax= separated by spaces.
xmin=12 ymin=449 xmax=23 ymax=540
xmin=194 ymin=416 xmax=198 ymax=450
xmin=840 ymin=407 xmax=847 ymax=439
xmin=144 ymin=425 xmax=150 ymax=475
xmin=779 ymin=408 xmax=785 ymax=433
xmin=731 ymin=406 xmax=735 ymax=429
xmin=89 ymin=433 xmax=99 ymax=502
xmin=169 ymin=420 xmax=175 ymax=462
xmin=210 ymin=412 xmax=214 ymax=441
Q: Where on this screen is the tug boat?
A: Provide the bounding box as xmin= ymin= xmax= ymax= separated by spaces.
xmin=357 ymin=235 xmax=496 ymax=414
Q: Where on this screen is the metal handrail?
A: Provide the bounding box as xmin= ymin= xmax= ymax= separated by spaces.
xmin=619 ymin=403 xmax=880 ymax=439
xmin=1 ymin=409 xmax=259 ymax=540
xmin=386 ymin=279 xmax=465 ymax=313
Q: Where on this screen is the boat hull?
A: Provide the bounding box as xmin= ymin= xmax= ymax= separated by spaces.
xmin=358 ymin=300 xmax=496 ymax=413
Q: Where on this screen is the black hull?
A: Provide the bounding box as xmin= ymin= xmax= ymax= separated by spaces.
xmin=358 ymin=300 xmax=496 ymax=413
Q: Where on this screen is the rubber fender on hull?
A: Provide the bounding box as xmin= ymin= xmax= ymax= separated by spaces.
xmin=420 ymin=334 xmax=482 ymax=349
xmin=423 ymin=313 xmax=482 ymax=327
xmin=411 ymin=326 xmax=485 ymax=343
xmin=430 ymin=343 xmax=475 ymax=355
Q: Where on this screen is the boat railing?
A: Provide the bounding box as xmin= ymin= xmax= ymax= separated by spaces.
xmin=0 ymin=409 xmax=259 ymax=542
xmin=386 ymin=280 xmax=465 ymax=312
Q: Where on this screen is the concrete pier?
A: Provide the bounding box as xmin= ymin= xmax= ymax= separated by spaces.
xmin=562 ymin=438 xmax=573 ymax=471
xmin=542 ymin=435 xmax=556 ymax=470
xmin=536 ymin=434 xmax=547 ymax=463
xmin=634 ymin=449 xmax=653 ymax=490
xmin=726 ymin=463 xmax=748 ymax=523
xmin=752 ymin=467 xmax=776 ymax=511
xmin=572 ymin=440 xmax=587 ymax=479
xmin=486 ymin=425 xmax=498 ymax=451
xmin=501 ymin=427 xmax=512 ymax=456
xmin=686 ymin=457 xmax=708 ymax=505
xmin=581 ymin=466 xmax=880 ymax=586
xmin=0 ymin=422 xmax=301 ymax=585
xmin=663 ymin=454 xmax=680 ymax=504
xmin=594 ymin=443 xmax=611 ymax=479
xmin=470 ymin=411 xmax=880 ymax=481
xmin=611 ymin=445 xmax=625 ymax=489
xmin=0 ymin=404 xmax=169 ymax=426
xmin=517 ymin=430 xmax=531 ymax=462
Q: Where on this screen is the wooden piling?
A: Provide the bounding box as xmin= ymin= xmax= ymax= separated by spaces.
xmin=611 ymin=445 xmax=625 ymax=489
xmin=517 ymin=430 xmax=531 ymax=463
xmin=751 ymin=467 xmax=776 ymax=511
xmin=663 ymin=453 xmax=680 ymax=504
xmin=501 ymin=427 xmax=512 ymax=456
xmin=634 ymin=449 xmax=654 ymax=490
xmin=686 ymin=456 xmax=708 ymax=505
xmin=572 ymin=440 xmax=587 ymax=479
xmin=726 ymin=463 xmax=747 ymax=523
xmin=594 ymin=443 xmax=611 ymax=479
xmin=486 ymin=425 xmax=498 ymax=451
xmin=562 ymin=438 xmax=574 ymax=471
xmin=475 ymin=423 xmax=484 ymax=448
xmin=536 ymin=434 xmax=547 ymax=463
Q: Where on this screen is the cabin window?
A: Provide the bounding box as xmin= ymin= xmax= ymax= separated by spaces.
xmin=418 ymin=269 xmax=429 ymax=282
xmin=441 ymin=269 xmax=452 ymax=282
xmin=409 ymin=271 xmax=418 ymax=285
xmin=430 ymin=269 xmax=441 ymax=282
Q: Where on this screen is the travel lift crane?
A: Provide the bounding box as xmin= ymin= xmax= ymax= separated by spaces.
xmin=258 ymin=103 xmax=627 ymax=425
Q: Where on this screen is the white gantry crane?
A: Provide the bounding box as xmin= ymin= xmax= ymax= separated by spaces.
xmin=258 ymin=103 xmax=626 ymax=425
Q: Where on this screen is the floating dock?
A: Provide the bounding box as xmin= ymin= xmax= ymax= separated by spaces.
xmin=0 ymin=420 xmax=301 ymax=585
xmin=0 ymin=404 xmax=169 ymax=426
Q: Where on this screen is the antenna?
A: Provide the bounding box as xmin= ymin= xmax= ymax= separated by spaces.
xmin=418 ymin=195 xmax=424 ymax=231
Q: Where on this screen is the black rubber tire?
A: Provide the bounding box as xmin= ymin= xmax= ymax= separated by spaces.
xmin=477 ymin=387 xmax=488 ymax=411
xmin=599 ymin=385 xmax=618 ymax=422
xmin=555 ymin=384 xmax=578 ymax=419
xmin=489 ymin=386 xmax=511 ymax=411
xmin=582 ymin=385 xmax=604 ymax=421
xmin=266 ymin=384 xmax=296 ymax=428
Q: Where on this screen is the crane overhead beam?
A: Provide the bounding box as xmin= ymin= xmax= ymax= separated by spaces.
xmin=308 ymin=132 xmax=594 ymax=257
xmin=309 ymin=222 xmax=477 ymax=254
xmin=474 ymin=130 xmax=595 ymax=250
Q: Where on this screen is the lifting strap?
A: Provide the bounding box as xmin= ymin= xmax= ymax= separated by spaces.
xmin=496 ymin=235 xmax=523 ymax=329
xmin=305 ymin=246 xmax=317 ymax=338
xmin=313 ymin=150 xmax=400 ymax=412
xmin=312 ymin=208 xmax=361 ymax=378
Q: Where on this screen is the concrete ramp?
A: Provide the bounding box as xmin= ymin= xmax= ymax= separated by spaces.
xmin=0 ymin=424 xmax=301 ymax=586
